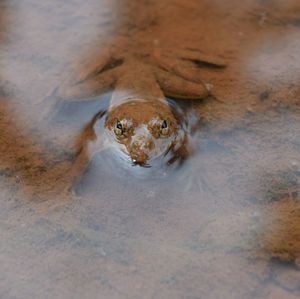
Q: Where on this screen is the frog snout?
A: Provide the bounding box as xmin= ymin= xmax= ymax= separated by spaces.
xmin=131 ymin=151 xmax=148 ymax=164
xmin=130 ymin=138 xmax=154 ymax=163
xmin=132 ymin=139 xmax=154 ymax=150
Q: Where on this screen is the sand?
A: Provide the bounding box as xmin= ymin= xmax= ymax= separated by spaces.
xmin=0 ymin=0 xmax=300 ymax=298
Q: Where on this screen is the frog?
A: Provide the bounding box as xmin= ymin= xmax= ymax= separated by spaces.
xmin=49 ymin=45 xmax=226 ymax=185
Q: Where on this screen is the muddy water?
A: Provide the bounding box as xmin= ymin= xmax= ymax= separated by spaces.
xmin=1 ymin=0 xmax=300 ymax=298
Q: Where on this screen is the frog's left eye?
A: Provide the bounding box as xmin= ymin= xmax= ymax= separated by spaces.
xmin=160 ymin=120 xmax=169 ymax=137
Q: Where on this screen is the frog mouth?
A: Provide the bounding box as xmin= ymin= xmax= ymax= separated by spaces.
xmin=131 ymin=160 xmax=151 ymax=168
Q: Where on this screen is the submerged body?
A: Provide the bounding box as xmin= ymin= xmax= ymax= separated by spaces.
xmin=50 ymin=44 xmax=225 ymax=186
xmin=104 ymin=61 xmax=187 ymax=165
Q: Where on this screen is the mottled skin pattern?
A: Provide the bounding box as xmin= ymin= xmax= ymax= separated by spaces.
xmin=51 ymin=44 xmax=225 ymax=185
xmin=105 ymin=99 xmax=182 ymax=164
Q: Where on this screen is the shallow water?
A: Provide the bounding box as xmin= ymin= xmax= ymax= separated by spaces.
xmin=1 ymin=0 xmax=300 ymax=298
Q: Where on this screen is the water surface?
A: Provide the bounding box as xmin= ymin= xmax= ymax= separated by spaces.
xmin=1 ymin=0 xmax=300 ymax=298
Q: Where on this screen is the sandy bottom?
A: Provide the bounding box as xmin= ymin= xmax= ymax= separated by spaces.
xmin=0 ymin=0 xmax=300 ymax=298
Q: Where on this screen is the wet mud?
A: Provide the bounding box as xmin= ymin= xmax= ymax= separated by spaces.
xmin=0 ymin=0 xmax=300 ymax=298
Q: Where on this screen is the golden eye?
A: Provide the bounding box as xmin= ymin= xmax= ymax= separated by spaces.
xmin=114 ymin=120 xmax=123 ymax=137
xmin=160 ymin=120 xmax=169 ymax=137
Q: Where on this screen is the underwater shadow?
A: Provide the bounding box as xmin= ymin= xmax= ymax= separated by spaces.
xmin=247 ymin=167 xmax=300 ymax=295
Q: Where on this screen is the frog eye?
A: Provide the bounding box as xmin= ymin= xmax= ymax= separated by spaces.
xmin=114 ymin=120 xmax=123 ymax=137
xmin=160 ymin=120 xmax=169 ymax=137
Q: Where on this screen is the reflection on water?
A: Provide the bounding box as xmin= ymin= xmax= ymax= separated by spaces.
xmin=1 ymin=0 xmax=300 ymax=298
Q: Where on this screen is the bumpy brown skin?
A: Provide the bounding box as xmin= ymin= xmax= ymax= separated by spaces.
xmin=50 ymin=45 xmax=225 ymax=185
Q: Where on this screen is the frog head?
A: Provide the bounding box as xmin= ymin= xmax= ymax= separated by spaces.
xmin=104 ymin=99 xmax=182 ymax=166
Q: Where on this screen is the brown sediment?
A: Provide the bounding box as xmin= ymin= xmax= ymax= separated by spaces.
xmin=0 ymin=0 xmax=300 ymax=298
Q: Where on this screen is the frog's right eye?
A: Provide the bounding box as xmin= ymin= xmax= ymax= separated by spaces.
xmin=114 ymin=120 xmax=123 ymax=137
xmin=160 ymin=120 xmax=169 ymax=137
